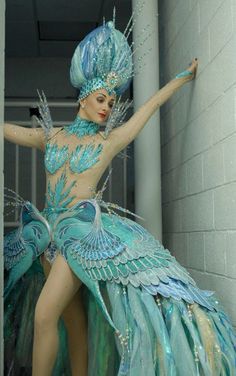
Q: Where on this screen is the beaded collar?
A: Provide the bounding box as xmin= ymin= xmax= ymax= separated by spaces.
xmin=64 ymin=115 xmax=99 ymax=138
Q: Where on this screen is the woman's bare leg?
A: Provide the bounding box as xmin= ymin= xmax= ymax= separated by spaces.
xmin=40 ymin=255 xmax=88 ymax=376
xmin=32 ymin=254 xmax=83 ymax=376
xmin=62 ymin=289 xmax=88 ymax=376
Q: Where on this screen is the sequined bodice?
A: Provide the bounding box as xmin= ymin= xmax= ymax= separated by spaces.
xmin=44 ymin=116 xmax=104 ymax=213
xmin=44 ymin=143 xmax=68 ymax=174
xmin=44 ymin=142 xmax=103 ymax=174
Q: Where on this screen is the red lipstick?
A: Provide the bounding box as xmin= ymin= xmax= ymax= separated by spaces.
xmin=98 ymin=113 xmax=106 ymax=119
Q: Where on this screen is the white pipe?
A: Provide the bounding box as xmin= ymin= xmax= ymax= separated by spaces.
xmin=5 ymin=100 xmax=78 ymax=108
xmin=4 ymin=222 xmax=20 ymax=227
xmin=132 ymin=0 xmax=162 ymax=240
xmin=5 ymin=121 xmax=73 ymax=127
xmin=0 ymin=2 xmax=5 ymax=374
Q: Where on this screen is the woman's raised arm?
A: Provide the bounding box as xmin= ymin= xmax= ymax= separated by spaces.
xmin=109 ymin=59 xmax=198 ymax=153
xmin=4 ymin=123 xmax=45 ymax=150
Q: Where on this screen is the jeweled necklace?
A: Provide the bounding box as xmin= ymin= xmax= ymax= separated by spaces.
xmin=64 ymin=115 xmax=99 ymax=138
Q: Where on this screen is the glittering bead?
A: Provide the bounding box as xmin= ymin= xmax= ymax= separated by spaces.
xmin=187 ymin=304 xmax=193 ymax=320
xmin=194 ymin=345 xmax=199 ymax=362
xmin=45 ymin=144 xmax=68 ymax=174
xmin=64 ymin=115 xmax=99 ymax=137
xmin=214 ymin=344 xmax=221 ymax=354
xmin=155 ymin=296 xmax=162 ymax=308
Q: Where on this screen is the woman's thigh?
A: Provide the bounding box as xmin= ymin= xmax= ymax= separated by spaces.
xmin=36 ymin=253 xmax=82 ymax=321
xmin=41 ymin=253 xmax=52 ymax=278
xmin=62 ymin=288 xmax=87 ymax=332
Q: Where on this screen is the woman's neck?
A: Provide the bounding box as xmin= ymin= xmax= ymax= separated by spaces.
xmin=64 ymin=114 xmax=99 ymax=138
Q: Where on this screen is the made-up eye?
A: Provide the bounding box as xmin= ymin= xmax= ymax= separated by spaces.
xmin=97 ymin=96 xmax=105 ymax=103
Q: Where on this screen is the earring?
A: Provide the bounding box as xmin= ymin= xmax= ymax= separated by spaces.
xmin=81 ymin=102 xmax=85 ymax=109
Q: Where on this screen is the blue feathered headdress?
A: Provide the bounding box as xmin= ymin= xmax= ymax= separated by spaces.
xmin=70 ymin=21 xmax=133 ymax=99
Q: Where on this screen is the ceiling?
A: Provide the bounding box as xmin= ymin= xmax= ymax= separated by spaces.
xmin=5 ymin=0 xmax=132 ymax=57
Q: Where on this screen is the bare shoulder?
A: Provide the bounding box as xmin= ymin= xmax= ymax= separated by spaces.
xmin=105 ymin=125 xmax=129 ymax=148
xmin=98 ymin=129 xmax=119 ymax=146
xmin=96 ymin=127 xmax=128 ymax=157
xmin=46 ymin=127 xmax=64 ymax=143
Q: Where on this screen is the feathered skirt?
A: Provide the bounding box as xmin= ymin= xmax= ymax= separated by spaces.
xmin=4 ymin=199 xmax=236 ymax=375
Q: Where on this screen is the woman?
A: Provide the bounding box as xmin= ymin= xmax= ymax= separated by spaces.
xmin=4 ymin=21 xmax=235 ymax=376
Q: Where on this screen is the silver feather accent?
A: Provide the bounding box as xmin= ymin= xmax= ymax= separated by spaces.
xmin=4 ymin=187 xmax=25 ymax=217
xmin=36 ymin=90 xmax=53 ymax=138
xmin=104 ymin=97 xmax=133 ymax=137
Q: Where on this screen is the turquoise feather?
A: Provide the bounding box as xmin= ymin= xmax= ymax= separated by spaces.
xmin=70 ymin=143 xmax=103 ymax=173
xmin=46 ymin=172 xmax=76 ymax=209
xmin=45 ymin=143 xmax=69 ymax=174
xmin=53 ymin=199 xmax=216 ymax=313
xmin=4 ymin=202 xmax=50 ymax=298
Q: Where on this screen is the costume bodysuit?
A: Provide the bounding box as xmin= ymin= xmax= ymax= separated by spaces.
xmin=4 ymin=114 xmax=236 ymax=376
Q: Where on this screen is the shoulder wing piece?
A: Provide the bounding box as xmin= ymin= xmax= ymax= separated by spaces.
xmin=104 ymin=97 xmax=133 ymax=138
xmin=36 ymin=90 xmax=53 ymax=139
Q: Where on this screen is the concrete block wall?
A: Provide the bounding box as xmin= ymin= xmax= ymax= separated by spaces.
xmin=159 ymin=0 xmax=236 ymax=324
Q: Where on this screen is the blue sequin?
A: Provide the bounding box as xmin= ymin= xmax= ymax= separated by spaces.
xmin=70 ymin=144 xmax=103 ymax=174
xmin=45 ymin=144 xmax=69 ymax=174
xmin=64 ymin=115 xmax=99 ymax=138
xmin=46 ymin=172 xmax=76 ymax=210
xmin=175 ymin=70 xmax=193 ymax=79
xmin=44 ymin=116 xmax=103 ymax=176
xmin=79 ymin=77 xmax=117 ymax=100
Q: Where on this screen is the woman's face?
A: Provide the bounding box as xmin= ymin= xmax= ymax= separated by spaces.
xmin=79 ymin=89 xmax=115 ymax=125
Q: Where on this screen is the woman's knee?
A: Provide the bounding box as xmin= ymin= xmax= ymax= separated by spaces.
xmin=62 ymin=290 xmax=87 ymax=334
xmin=34 ymin=254 xmax=83 ymax=333
xmin=34 ymin=299 xmax=58 ymax=333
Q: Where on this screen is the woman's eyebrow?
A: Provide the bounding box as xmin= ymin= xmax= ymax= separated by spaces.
xmin=97 ymin=93 xmax=115 ymax=101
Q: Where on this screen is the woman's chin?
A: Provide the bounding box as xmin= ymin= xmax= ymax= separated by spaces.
xmin=96 ymin=117 xmax=106 ymax=125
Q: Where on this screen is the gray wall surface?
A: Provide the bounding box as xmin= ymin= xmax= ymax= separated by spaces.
xmin=159 ymin=0 xmax=236 ymax=325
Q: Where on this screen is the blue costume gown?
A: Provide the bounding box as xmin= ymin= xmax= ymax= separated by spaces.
xmin=4 ymin=115 xmax=236 ymax=376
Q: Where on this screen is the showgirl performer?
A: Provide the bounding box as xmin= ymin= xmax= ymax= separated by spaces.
xmin=3 ymin=18 xmax=236 ymax=376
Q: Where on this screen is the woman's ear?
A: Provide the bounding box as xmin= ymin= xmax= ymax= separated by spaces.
xmin=80 ymin=100 xmax=86 ymax=109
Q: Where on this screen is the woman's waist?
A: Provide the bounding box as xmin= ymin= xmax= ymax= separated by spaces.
xmin=44 ymin=195 xmax=95 ymax=212
xmin=42 ymin=196 xmax=101 ymax=228
xmin=45 ymin=181 xmax=97 ymax=210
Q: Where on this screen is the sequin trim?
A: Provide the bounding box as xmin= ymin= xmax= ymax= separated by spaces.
xmin=64 ymin=115 xmax=99 ymax=137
